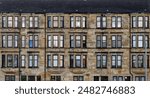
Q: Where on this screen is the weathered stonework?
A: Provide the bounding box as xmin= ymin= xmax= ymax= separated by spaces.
xmin=0 ymin=13 xmax=149 ymax=81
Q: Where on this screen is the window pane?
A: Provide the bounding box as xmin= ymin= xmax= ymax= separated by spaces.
xmin=29 ymin=17 xmax=33 ymax=28
xmin=47 ymin=55 xmax=51 ymax=67
xmin=34 ymin=35 xmax=38 ymax=47
xmin=112 ymin=17 xmax=116 ymax=28
xmin=34 ymin=55 xmax=38 ymax=67
xmin=82 ymin=17 xmax=86 ymax=28
xmin=75 ymin=55 xmax=81 ymax=67
xmin=8 ymin=17 xmax=13 ymax=27
xmin=138 ymin=17 xmax=143 ymax=27
xmin=2 ymin=16 xmax=7 ymax=28
xmin=132 ymin=17 xmax=137 ymax=28
xmin=29 ymin=36 xmax=33 ymax=48
xmin=22 ymin=17 xmax=26 ymax=27
xmin=21 ymin=55 xmax=25 ymax=67
xmin=22 ymin=36 xmax=26 ymax=47
xmin=7 ymin=55 xmax=13 ymax=67
xmin=60 ymin=55 xmax=64 ymax=67
xmin=76 ymin=36 xmax=81 ymax=47
xmin=2 ymin=36 xmax=6 ymax=47
xmin=76 ymin=17 xmax=81 ymax=27
xmin=138 ymin=36 xmax=143 ymax=47
xmin=96 ymin=17 xmax=101 ymax=28
xmin=29 ymin=55 xmax=33 ymax=67
xmin=53 ymin=17 xmax=58 ymax=27
xmin=53 ymin=36 xmax=58 ymax=47
xmin=34 ymin=17 xmax=39 ymax=27
xmin=14 ymin=55 xmax=18 ymax=67
xmin=48 ymin=35 xmax=51 ymax=47
xmin=132 ymin=35 xmax=136 ymax=47
xmin=70 ymin=16 xmax=74 ymax=28
xmin=53 ymin=55 xmax=58 ymax=67
xmin=60 ymin=35 xmax=64 ymax=47
xmin=117 ymin=17 xmax=122 ymax=27
xmin=14 ymin=17 xmax=18 ymax=28
xmin=70 ymin=35 xmax=74 ymax=48
xmin=7 ymin=36 xmax=12 ymax=47
xmin=60 ymin=16 xmax=64 ymax=28
xmin=14 ymin=35 xmax=18 ymax=47
xmin=47 ymin=16 xmax=51 ymax=28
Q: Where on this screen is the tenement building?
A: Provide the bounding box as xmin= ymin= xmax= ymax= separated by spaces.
xmin=0 ymin=0 xmax=150 ymax=81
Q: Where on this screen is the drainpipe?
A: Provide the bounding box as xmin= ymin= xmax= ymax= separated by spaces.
xmin=18 ymin=11 xmax=22 ymax=81
xmin=129 ymin=13 xmax=134 ymax=81
xmin=44 ymin=11 xmax=46 ymax=81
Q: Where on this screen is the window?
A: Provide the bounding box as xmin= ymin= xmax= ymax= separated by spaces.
xmin=70 ymin=55 xmax=87 ymax=68
xmin=135 ymin=76 xmax=145 ymax=81
xmin=29 ymin=35 xmax=38 ymax=48
xmin=2 ymin=16 xmax=7 ymax=28
xmin=111 ymin=55 xmax=122 ymax=68
xmin=29 ymin=17 xmax=33 ymax=28
xmin=138 ymin=35 xmax=143 ymax=47
xmin=14 ymin=55 xmax=18 ymax=67
xmin=28 ymin=55 xmax=38 ymax=68
xmin=113 ymin=76 xmax=123 ymax=81
xmin=8 ymin=17 xmax=13 ymax=27
xmin=2 ymin=54 xmax=18 ymax=68
xmin=21 ymin=55 xmax=25 ymax=67
xmin=94 ymin=76 xmax=108 ymax=81
xmin=29 ymin=36 xmax=33 ymax=48
xmin=47 ymin=16 xmax=51 ymax=28
xmin=7 ymin=35 xmax=13 ymax=47
xmin=132 ymin=54 xmax=149 ymax=68
xmin=47 ymin=55 xmax=52 ymax=67
xmin=7 ymin=55 xmax=13 ymax=67
xmin=73 ymin=76 xmax=84 ymax=81
xmin=28 ymin=76 xmax=35 ymax=81
xmin=22 ymin=16 xmax=26 ymax=27
xmin=60 ymin=16 xmax=64 ymax=28
xmin=34 ymin=16 xmax=39 ymax=28
xmin=96 ymin=16 xmax=107 ymax=28
xmin=70 ymin=16 xmax=74 ymax=28
xmin=34 ymin=35 xmax=38 ymax=47
xmin=47 ymin=54 xmax=64 ymax=68
xmin=70 ymin=16 xmax=87 ymax=28
xmin=75 ymin=55 xmax=81 ymax=67
xmin=50 ymin=76 xmax=61 ymax=81
xmin=132 ymin=35 xmax=149 ymax=48
xmin=47 ymin=35 xmax=51 ymax=47
xmin=5 ymin=75 xmax=15 ymax=81
xmin=53 ymin=16 xmax=59 ymax=27
xmin=14 ymin=17 xmax=18 ymax=28
xmin=96 ymin=35 xmax=107 ymax=48
xmin=2 ymin=35 xmax=6 ymax=47
xmin=60 ymin=55 xmax=64 ymax=67
xmin=53 ymin=36 xmax=58 ymax=47
xmin=47 ymin=35 xmax=64 ymax=48
xmin=53 ymin=55 xmax=58 ymax=67
xmin=2 ymin=55 xmax=5 ymax=67
xmin=14 ymin=35 xmax=18 ymax=47
xmin=22 ymin=36 xmax=26 ymax=47
xmin=75 ymin=36 xmax=81 ymax=47
xmin=60 ymin=35 xmax=64 ymax=47
xmin=111 ymin=16 xmax=122 ymax=28
xmin=132 ymin=16 xmax=149 ymax=28
xmin=76 ymin=17 xmax=81 ymax=27
xmin=70 ymin=35 xmax=87 ymax=48
xmin=96 ymin=54 xmax=107 ymax=68
xmin=112 ymin=35 xmax=122 ymax=48
xmin=82 ymin=16 xmax=86 ymax=28
xmin=21 ymin=75 xmax=27 ymax=81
